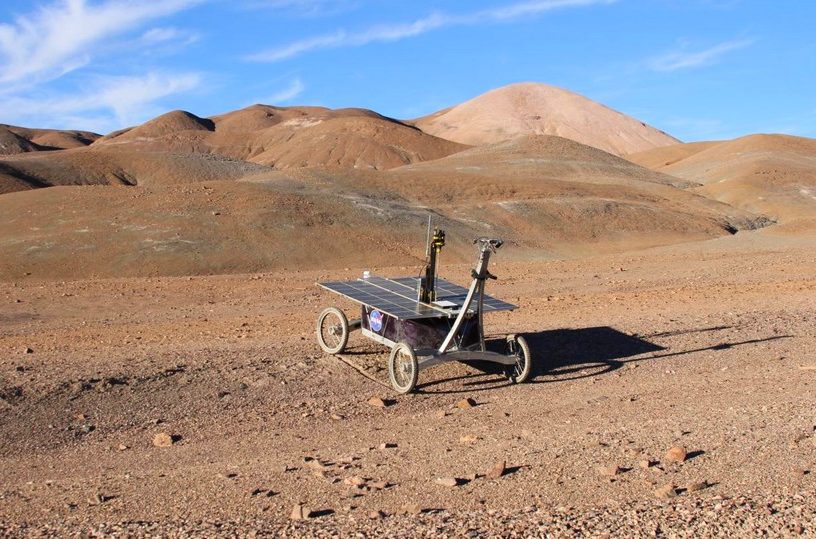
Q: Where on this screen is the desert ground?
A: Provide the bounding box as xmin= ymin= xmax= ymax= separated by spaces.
xmin=1 ymin=83 xmax=815 ymax=536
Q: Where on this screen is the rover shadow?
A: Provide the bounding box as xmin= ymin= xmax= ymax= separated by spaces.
xmin=417 ymin=326 xmax=660 ymax=393
xmin=417 ymin=325 xmax=791 ymax=393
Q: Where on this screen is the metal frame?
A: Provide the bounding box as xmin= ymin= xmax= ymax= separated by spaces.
xmin=317 ymin=236 xmax=529 ymax=392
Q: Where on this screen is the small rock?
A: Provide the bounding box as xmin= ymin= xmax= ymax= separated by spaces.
xmin=290 ymin=504 xmax=312 ymax=520
xmin=152 ymin=433 xmax=175 ymax=448
xmin=379 ymin=442 xmax=397 ymax=449
xmin=117 ymin=443 xmax=129 ymax=452
xmin=369 ymin=480 xmax=388 ymax=490
xmin=665 ymin=446 xmax=687 ymax=463
xmin=598 ymin=465 xmax=622 ymax=477
xmin=368 ymin=510 xmax=385 ymax=520
xmin=367 ymin=397 xmax=387 ymax=408
xmin=23 ymin=347 xmax=33 ymax=354
xmin=486 ymin=460 xmax=506 ymax=480
xmin=455 ymin=398 xmax=476 ymax=409
xmin=687 ymin=480 xmax=708 ymax=492
xmin=654 ymin=484 xmax=678 ymax=499
xmin=403 ymin=503 xmax=423 ymax=515
xmin=330 ymin=414 xmax=344 ymax=421
xmin=306 ymin=459 xmax=328 ymax=471
xmin=344 ymin=476 xmax=366 ymax=487
xmin=435 ymin=477 xmax=459 ymax=487
xmin=436 ymin=410 xmax=449 ymax=418
xmin=638 ymin=459 xmax=655 ymax=469
xmin=459 ymin=435 xmax=478 ymax=444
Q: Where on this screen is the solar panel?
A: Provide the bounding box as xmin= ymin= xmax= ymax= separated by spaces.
xmin=318 ymin=278 xmax=449 ymax=320
xmin=393 ymin=277 xmax=517 ymax=313
xmin=318 ymin=274 xmax=516 ymax=320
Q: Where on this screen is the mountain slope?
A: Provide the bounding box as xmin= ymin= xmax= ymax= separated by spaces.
xmin=627 ymin=134 xmax=816 ymax=223
xmin=412 ymin=82 xmax=679 ymax=155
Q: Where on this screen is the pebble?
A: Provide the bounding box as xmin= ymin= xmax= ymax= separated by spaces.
xmin=152 ymin=433 xmax=175 ymax=447
xmin=290 ymin=504 xmax=312 ymax=520
xmin=378 ymin=442 xmax=397 ymax=449
xmin=23 ymin=347 xmax=33 ymax=354
xmin=655 ymin=484 xmax=678 ymax=499
xmin=456 ymin=398 xmax=476 ymax=409
xmin=367 ymin=397 xmax=387 ymax=408
xmin=436 ymin=477 xmax=459 ymax=487
xmin=486 ymin=460 xmax=506 ymax=480
xmin=665 ymin=446 xmax=687 ymax=463
xmin=403 ymin=503 xmax=423 ymax=515
xmin=687 ymin=481 xmax=709 ymax=492
xmin=459 ymin=435 xmax=478 ymax=444
xmin=638 ymin=459 xmax=655 ymax=469
xmin=343 ymin=476 xmax=366 ymax=487
xmin=598 ymin=465 xmax=622 ymax=477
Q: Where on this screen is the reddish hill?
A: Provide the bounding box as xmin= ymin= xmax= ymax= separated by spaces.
xmin=412 ymin=82 xmax=679 ymax=155
xmin=0 ymin=124 xmax=99 ymax=151
xmin=627 ymin=134 xmax=816 ymax=223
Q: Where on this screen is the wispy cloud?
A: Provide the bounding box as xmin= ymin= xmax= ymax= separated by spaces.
xmin=242 ymin=0 xmax=358 ymax=17
xmin=139 ymin=26 xmax=200 ymax=47
xmin=647 ymin=39 xmax=753 ymax=72
xmin=0 ymin=0 xmax=203 ymax=88
xmin=0 ymin=71 xmax=203 ymax=133
xmin=261 ymin=78 xmax=305 ymax=104
xmin=0 ymin=0 xmax=204 ymax=132
xmin=247 ymin=0 xmax=617 ymax=62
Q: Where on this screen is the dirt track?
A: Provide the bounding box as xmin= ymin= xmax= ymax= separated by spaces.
xmin=1 ymin=229 xmax=815 ymax=536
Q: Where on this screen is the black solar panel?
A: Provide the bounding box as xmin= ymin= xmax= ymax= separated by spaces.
xmin=318 ymin=275 xmax=516 ymax=320
xmin=393 ymin=277 xmax=517 ymax=313
xmin=318 ymin=278 xmax=447 ymax=320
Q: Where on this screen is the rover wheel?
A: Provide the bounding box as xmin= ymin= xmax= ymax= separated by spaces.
xmin=388 ymin=341 xmax=418 ymax=394
xmin=316 ymin=307 xmax=349 ymax=354
xmin=504 ymin=334 xmax=532 ymax=383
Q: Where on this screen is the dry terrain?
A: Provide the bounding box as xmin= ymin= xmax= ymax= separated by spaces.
xmin=412 ymin=83 xmax=678 ymax=155
xmin=1 ymin=229 xmax=815 ymax=536
xmin=1 ymin=82 xmax=816 ymax=536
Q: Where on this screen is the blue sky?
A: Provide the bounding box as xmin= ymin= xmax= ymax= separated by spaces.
xmin=0 ymin=0 xmax=813 ymax=142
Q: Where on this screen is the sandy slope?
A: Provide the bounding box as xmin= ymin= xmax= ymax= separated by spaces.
xmin=413 ymin=83 xmax=679 ymax=155
xmin=0 ymin=124 xmax=99 ymax=151
xmin=0 ymin=137 xmax=770 ymax=280
xmin=1 ymin=231 xmax=814 ymax=536
xmin=627 ymin=134 xmax=816 ymax=223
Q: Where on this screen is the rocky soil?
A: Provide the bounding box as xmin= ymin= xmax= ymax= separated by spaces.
xmin=1 ymin=230 xmax=815 ymax=537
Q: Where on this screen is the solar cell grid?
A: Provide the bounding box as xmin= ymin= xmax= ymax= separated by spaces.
xmin=318 ymin=275 xmax=516 ymax=319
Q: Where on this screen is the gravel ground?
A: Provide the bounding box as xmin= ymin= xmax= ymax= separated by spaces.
xmin=3 ymin=490 xmax=814 ymax=537
xmin=1 ymin=231 xmax=815 ymax=537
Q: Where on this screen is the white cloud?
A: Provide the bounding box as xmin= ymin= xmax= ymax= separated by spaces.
xmin=0 ymin=71 xmax=202 ymax=133
xmin=648 ymin=39 xmax=753 ymax=72
xmin=260 ymin=78 xmax=305 ymax=104
xmin=243 ymin=0 xmax=357 ymax=16
xmin=247 ymin=0 xmax=618 ymax=62
xmin=0 ymin=0 xmax=203 ymax=88
xmin=0 ymin=1 xmax=205 ymax=133
xmin=139 ymin=26 xmax=200 ymax=47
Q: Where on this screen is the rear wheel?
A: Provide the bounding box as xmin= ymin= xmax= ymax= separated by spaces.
xmin=388 ymin=342 xmax=418 ymax=394
xmin=504 ymin=334 xmax=532 ymax=383
xmin=316 ymin=307 xmax=349 ymax=354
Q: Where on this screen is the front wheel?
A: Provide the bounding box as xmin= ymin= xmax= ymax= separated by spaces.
xmin=316 ymin=307 xmax=349 ymax=354
xmin=504 ymin=334 xmax=532 ymax=383
xmin=388 ymin=342 xmax=418 ymax=394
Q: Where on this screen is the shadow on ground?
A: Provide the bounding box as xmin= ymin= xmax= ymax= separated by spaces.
xmin=416 ymin=325 xmax=791 ymax=394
